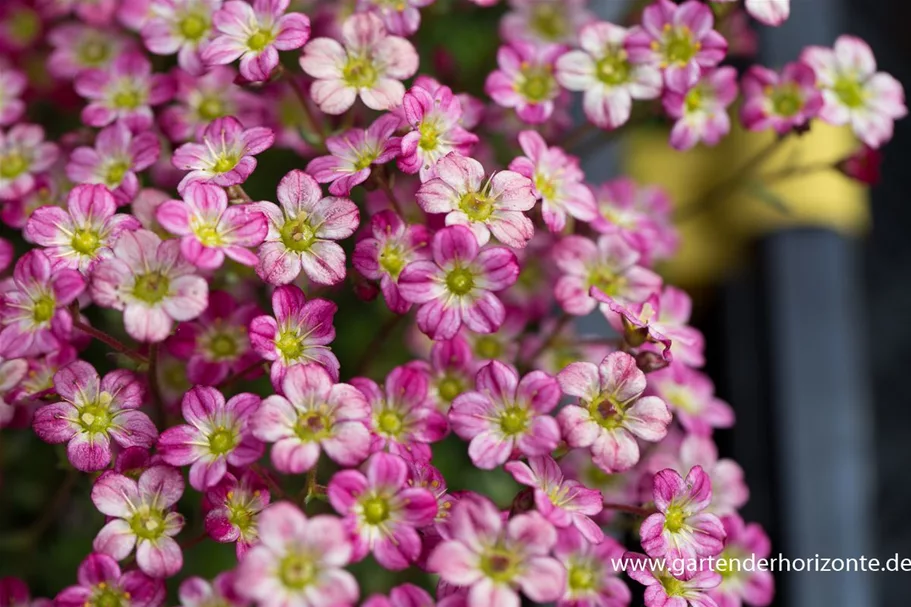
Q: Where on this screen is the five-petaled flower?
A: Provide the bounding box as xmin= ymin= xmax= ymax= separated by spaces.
xmin=55 ymin=553 xmax=164 ymax=607
xmin=172 ymin=116 xmax=275 ymax=189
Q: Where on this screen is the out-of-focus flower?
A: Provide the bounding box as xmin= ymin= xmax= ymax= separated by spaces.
xmin=0 ymin=124 xmax=58 ymax=200
xmin=664 ymin=67 xmax=739 ymax=150
xmin=176 ymin=573 xmax=247 ymax=607
xmin=649 ymin=363 xmax=735 ymax=436
xmin=500 ymin=0 xmax=592 ymax=46
xmin=143 ymin=0 xmax=224 ymax=75
xmin=554 ymin=528 xmax=631 ymax=607
xmin=741 ymin=62 xmax=823 ymax=134
xmin=486 ymin=41 xmax=566 ymax=124
xmin=358 ymin=0 xmax=434 ymax=37
xmin=708 ymin=515 xmax=775 ymax=607
xmin=0 ymin=66 xmax=25 ymax=126
xmin=47 ymin=24 xmax=133 ymax=78
xmin=55 ymin=553 xmax=164 ymax=607
xmin=837 ymin=145 xmax=882 ymax=185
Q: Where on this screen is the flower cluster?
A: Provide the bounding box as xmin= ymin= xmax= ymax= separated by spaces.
xmin=0 ymin=0 xmax=902 ymax=606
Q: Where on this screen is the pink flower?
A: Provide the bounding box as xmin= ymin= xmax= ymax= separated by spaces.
xmin=625 ymin=552 xmax=721 ymax=607
xmin=253 ymin=169 xmax=359 ymax=286
xmin=552 ymin=234 xmax=662 ymax=316
xmin=351 ymin=365 xmax=447 ymax=462
xmin=55 ymin=553 xmax=164 ymax=607
xmin=649 ymin=363 xmax=735 ymax=436
xmin=406 ymin=335 xmax=475 ymax=411
xmin=235 ymin=502 xmax=358 ymax=607
xmin=203 ymin=471 xmax=270 ymax=557
xmin=557 ymin=351 xmax=671 ymax=473
xmin=156 ymin=182 xmax=267 ymax=269
xmin=90 ymin=465 xmax=186 ymax=578
xmin=555 ymin=21 xmax=662 ymax=130
xmin=485 ymin=41 xmax=566 ymax=124
xmin=251 ymin=362 xmax=371 ymax=473
xmin=428 ymin=495 xmax=566 ymax=606
xmin=0 ymin=578 xmax=50 ymax=607
xmin=299 ymin=12 xmax=419 ymax=114
xmin=32 ymin=361 xmax=156 ymax=472
xmin=508 ymin=131 xmax=597 ymax=232
xmin=664 ymin=67 xmax=739 ymax=150
xmin=590 ymin=179 xmax=678 ymax=264
xmin=449 ymin=361 xmax=560 ymax=469
xmin=0 ymin=251 xmax=85 ymax=358
xmin=249 ymin=284 xmax=340 ymax=384
xmin=306 ymin=114 xmax=401 ymax=196
xmin=708 ymin=515 xmax=774 ymax=607
xmin=89 ymin=229 xmax=209 ymax=342
xmin=177 ymin=573 xmax=246 ymax=607
xmin=500 ymin=0 xmax=593 ymax=46
xmin=740 ymin=62 xmax=823 ymax=134
xmin=142 ymin=0 xmax=223 ymax=75
xmin=506 ymin=456 xmax=604 ymax=543
xmin=838 ymin=144 xmax=883 ymax=185
xmin=74 ymin=52 xmax=175 ymax=132
xmin=398 ymin=83 xmax=479 ymax=180
xmin=0 ymin=358 xmax=27 ymax=428
xmin=328 ymin=452 xmax=438 ymax=569
xmin=743 ymin=0 xmax=789 ymax=26
xmin=362 ymin=584 xmax=433 ymax=607
xmin=357 ymin=0 xmax=433 ymax=37
xmin=416 ymin=153 xmax=536 ymax=248
xmin=0 ymin=65 xmax=25 ymax=126
xmin=66 ymin=122 xmax=161 ymax=205
xmin=398 ymin=225 xmax=520 ymax=340
xmin=640 ymin=465 xmax=726 ymax=562
xmin=24 ymin=184 xmax=140 ymax=273
xmin=352 ymin=210 xmax=431 ymax=314
xmin=801 ymin=35 xmax=907 ymax=148
xmin=625 ymin=0 xmax=728 ymax=93
xmin=202 ymin=0 xmax=310 ymax=82
xmin=168 ymin=290 xmax=261 ymax=385
xmin=0 ymin=124 xmax=58 ymax=200
xmin=47 ymin=24 xmax=134 ymax=79
xmin=553 ymin=528 xmax=631 ymax=607
xmin=158 ymin=386 xmax=264 ymax=490
xmin=172 ymin=116 xmax=275 ymax=189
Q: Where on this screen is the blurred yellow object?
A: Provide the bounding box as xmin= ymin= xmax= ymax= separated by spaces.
xmin=624 ymin=122 xmax=869 ymax=285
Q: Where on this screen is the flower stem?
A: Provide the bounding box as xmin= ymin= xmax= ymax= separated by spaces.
xmin=376 ymin=171 xmax=408 ymax=218
xmin=71 ymin=312 xmax=148 ymax=364
xmin=252 ymin=463 xmax=286 ymax=499
xmin=278 ymin=65 xmax=328 ymax=150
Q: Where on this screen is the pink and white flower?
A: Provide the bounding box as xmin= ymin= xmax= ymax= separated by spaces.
xmin=639 ymin=465 xmax=726 ymax=562
xmin=554 ymin=528 xmax=631 ymax=607
xmin=449 ymin=361 xmax=561 ymax=469
xmin=47 ymin=24 xmax=134 ymax=79
xmin=555 ymin=21 xmax=662 ymax=130
xmin=590 ymin=179 xmax=678 ymax=264
xmin=66 ymin=122 xmax=161 ymax=205
xmin=202 ymin=0 xmax=311 ymax=82
xmin=363 ymin=584 xmax=433 ymax=607
xmin=156 ymin=182 xmax=267 ymax=269
xmin=0 ymin=65 xmax=25 ymax=126
xmin=351 ymin=365 xmax=447 ymax=462
xmin=89 ymin=229 xmax=209 ymax=342
xmin=305 ymin=114 xmax=401 ymax=196
xmin=251 ymin=362 xmax=371 ymax=473
xmin=428 ymin=495 xmax=566 ymax=607
xmin=253 ymin=169 xmax=359 ymax=286
xmin=801 ymin=35 xmax=907 ymax=148
xmin=0 ymin=124 xmax=58 ymax=200
xmin=398 ymin=83 xmax=479 ymax=181
xmin=234 ymin=502 xmax=358 ymax=607
xmin=505 ymin=456 xmax=604 ymax=543
xmin=90 ymin=465 xmax=186 ymax=578
xmin=142 ymin=0 xmax=223 ymax=75
xmin=486 ymin=41 xmax=566 ymax=124
xmin=32 ymin=361 xmax=156 ymax=472
xmin=649 ymin=363 xmax=735 ymax=436
xmin=249 ymin=284 xmax=340 ymax=384
xmin=24 ymin=184 xmax=140 ymax=273
xmin=158 ymin=386 xmax=264 ymax=490
xmin=416 ymin=153 xmax=536 ymax=248
xmin=203 ymin=471 xmax=270 ymax=557
xmin=352 ymin=210 xmax=431 ymax=314
xmin=172 ymin=116 xmax=275 ymax=189
xmin=55 ymin=553 xmax=164 ymax=607
xmin=74 ymin=52 xmax=175 ymax=132
xmin=0 ymin=250 xmax=85 ymax=358
xmin=357 ymin=0 xmax=433 ymax=37
xmin=625 ymin=0 xmax=728 ymax=93
xmin=557 ymin=351 xmax=672 ymax=473
xmin=740 ymin=62 xmax=823 ymax=134
xmin=625 ymin=552 xmax=721 ymax=607
xmin=398 ymin=225 xmax=520 ymax=340
xmin=299 ymin=12 xmax=418 ymax=114
xmin=708 ymin=515 xmax=774 ymax=607
xmin=0 ymin=358 xmax=27 ymax=428
xmin=328 ymin=452 xmax=438 ymax=570
xmin=664 ymin=66 xmax=739 ymax=150
xmin=744 ymin=0 xmax=790 ymax=27
xmin=500 ymin=0 xmax=592 ymax=46
xmin=508 ymin=131 xmax=597 ymax=232
xmin=406 ymin=335 xmax=475 ymax=411
xmin=176 ymin=573 xmax=246 ymax=607
xmin=552 ymin=234 xmax=662 ymax=316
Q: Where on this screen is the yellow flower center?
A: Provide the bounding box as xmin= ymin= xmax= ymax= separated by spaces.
xmin=179 ymin=13 xmax=209 ymax=41
xmin=342 ymin=55 xmax=378 ymax=89
xmin=133 ymin=271 xmax=171 ymax=304
xmin=362 ymin=496 xmax=390 ymax=525
xmin=31 ymin=295 xmax=56 ymax=324
xmin=0 ymin=151 xmax=28 ymax=179
xmin=445 ymin=267 xmax=475 ymax=296
xmin=71 ymin=228 xmax=101 ymax=256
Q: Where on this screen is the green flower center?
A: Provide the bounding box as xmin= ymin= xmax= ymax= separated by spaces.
xmin=499 ymin=406 xmax=529 ymax=436
xmin=445 ymin=267 xmax=475 ymax=296
xmin=78 ymin=394 xmax=114 ymax=433
xmin=659 ymin=571 xmax=687 ymax=597
xmin=419 ymin=120 xmax=441 ymax=151
xmin=208 ymin=427 xmax=237 ymax=455
xmin=280 ymin=215 xmax=317 ymax=252
xmin=133 ymin=271 xmax=170 ymax=304
xmin=227 ymin=500 xmax=254 ymax=531
xmin=31 ymin=294 xmax=56 ymax=324
xmin=379 ymin=244 xmax=406 ymax=278
xmin=362 ymin=496 xmax=390 ymax=525
xmin=78 ymin=39 xmax=110 ymax=65
xmin=474 ymin=336 xmax=502 ymax=360
xmin=279 ymin=552 xmax=317 ymax=590
xmin=105 ymin=160 xmax=130 ymax=187
xmin=587 ymin=267 xmax=622 ymax=297
xmin=208 ymin=332 xmax=239 ymax=359
xmin=342 ymin=55 xmax=378 ymax=89
xmin=568 ymin=563 xmax=597 ymax=591
xmin=71 ymin=228 xmax=101 ymax=256
xmin=770 ymin=84 xmax=803 ymax=117
xmin=276 ymin=330 xmax=305 ymax=361
xmin=212 ymin=155 xmax=239 ymax=174
xmin=294 ymin=410 xmax=332 ymax=441
xmin=0 ymin=152 xmax=28 ymax=179
xmin=179 ymin=13 xmax=209 ymax=41
xmin=662 ymin=27 xmax=700 ymax=66
xmin=530 ymin=4 xmax=567 ymax=41
xmin=112 ymin=87 xmax=143 ymax=110
xmin=588 ymin=394 xmax=624 ymax=430
xmin=129 ymin=506 xmax=167 ymax=540
xmin=458 ymin=191 xmax=495 ymax=222
xmin=193 ymin=222 xmax=222 ymax=247
xmin=198 ymin=97 xmax=226 ymax=121
xmin=8 ymin=7 xmax=40 ymax=46
xmin=480 ymin=548 xmax=518 ymax=583
xmin=685 ymin=85 xmax=704 ymax=113
xmin=833 ymin=75 xmax=866 ymax=109
xmin=89 ymin=584 xmax=128 ymax=607
xmin=534 ymin=173 xmax=557 ymax=201
xmin=664 ymin=503 xmax=686 ymax=533
xmin=519 ymin=66 xmax=554 ymax=102
xmin=595 ymin=50 xmax=631 ymax=86
xmin=247 ymin=29 xmax=273 ymax=51
xmin=437 ymin=375 xmax=464 ymax=404
xmin=377 ymin=409 xmax=404 ymax=435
